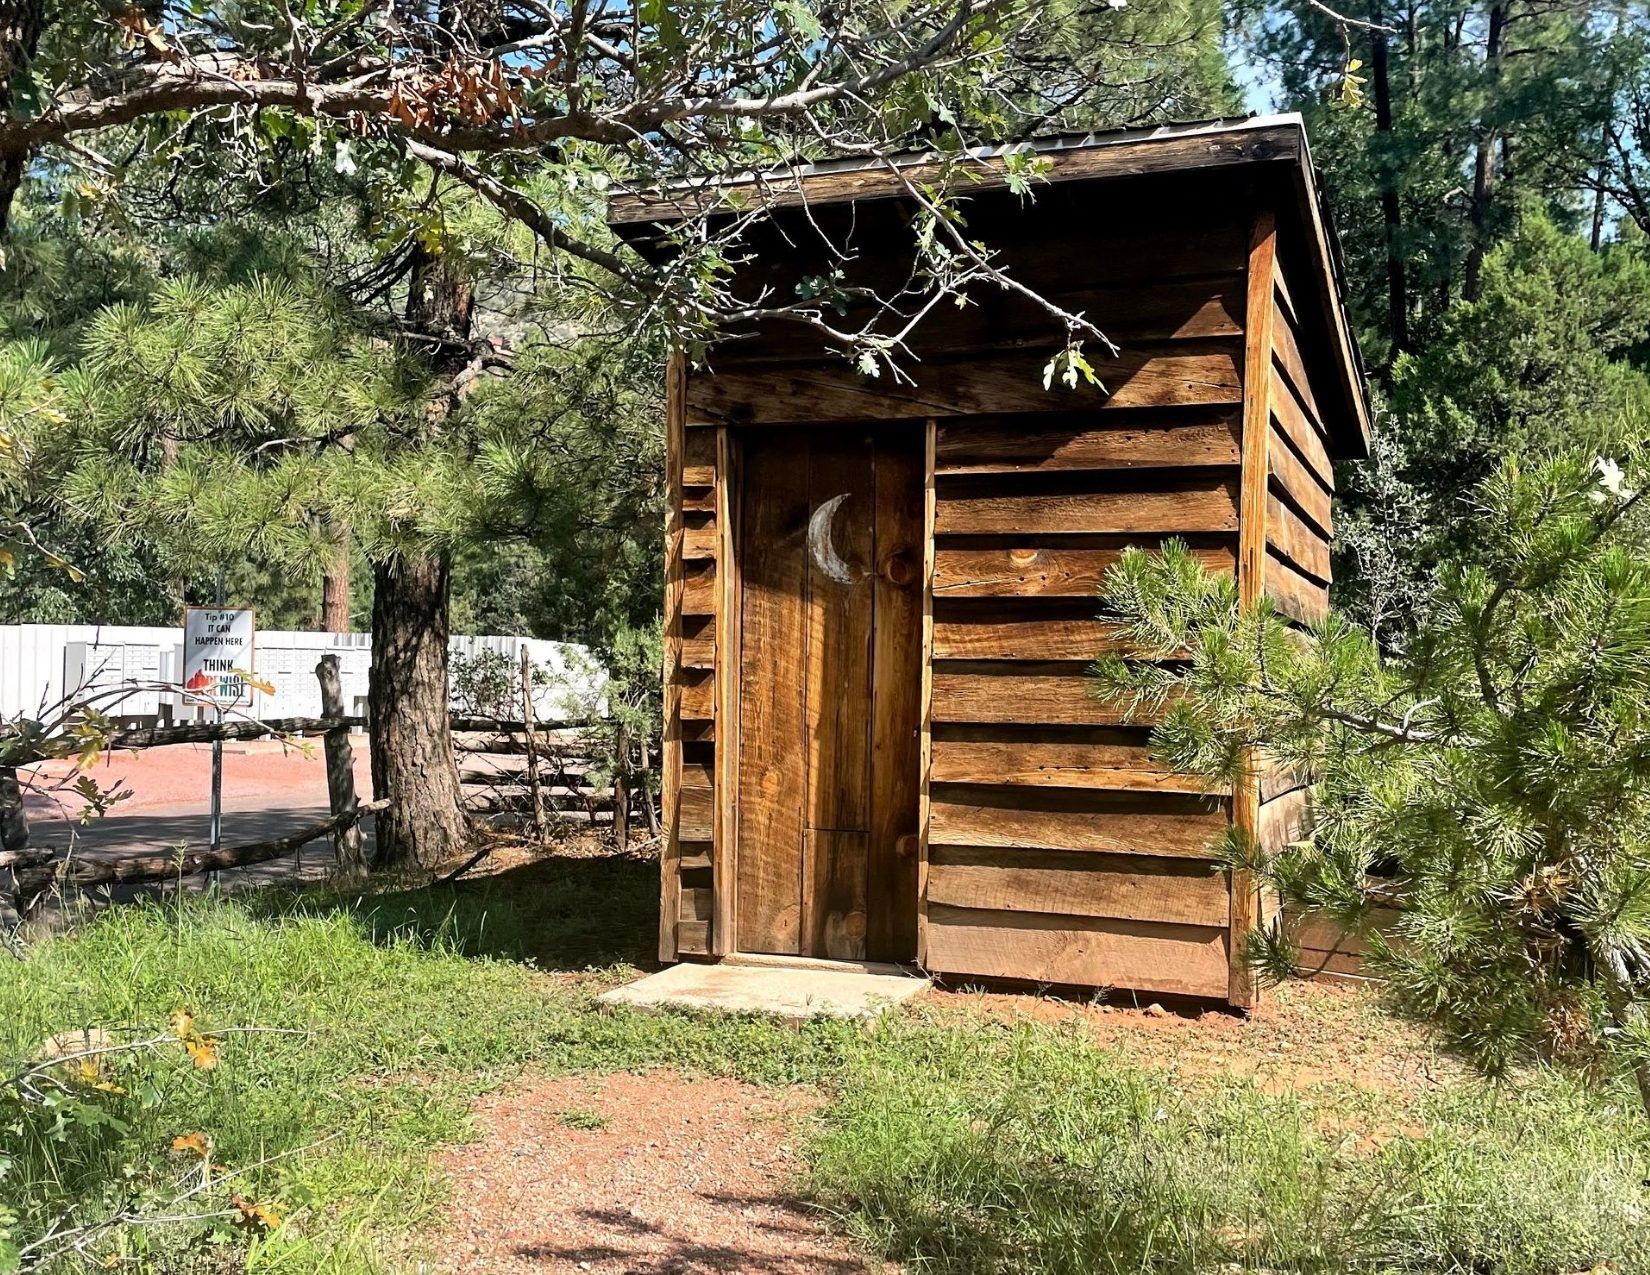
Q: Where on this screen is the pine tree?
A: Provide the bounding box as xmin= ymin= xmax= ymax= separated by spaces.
xmin=1097 ymin=447 xmax=1650 ymax=1117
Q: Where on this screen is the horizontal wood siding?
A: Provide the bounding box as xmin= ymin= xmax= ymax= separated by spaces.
xmin=906 ymin=224 xmax=1254 ymax=998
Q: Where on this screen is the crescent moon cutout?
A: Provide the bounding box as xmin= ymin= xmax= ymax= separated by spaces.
xmin=808 ymin=492 xmax=855 ymax=585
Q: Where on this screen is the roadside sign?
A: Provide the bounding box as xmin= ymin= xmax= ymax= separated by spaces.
xmin=182 ymin=607 xmax=256 ymax=708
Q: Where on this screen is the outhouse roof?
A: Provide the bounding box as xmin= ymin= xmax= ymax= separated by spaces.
xmin=610 ymin=115 xmax=1371 ymax=456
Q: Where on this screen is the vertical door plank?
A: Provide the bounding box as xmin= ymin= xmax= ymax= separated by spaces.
xmin=712 ymin=427 xmax=740 ymax=955
xmin=1232 ymin=207 xmax=1278 ymax=1009
xmin=917 ymin=420 xmax=937 ymax=967
xmin=659 ymin=352 xmax=686 ymax=962
xmin=736 ymin=435 xmax=812 ymax=954
xmin=868 ymin=430 xmax=925 ymax=961
xmin=803 ymin=434 xmax=875 ymax=959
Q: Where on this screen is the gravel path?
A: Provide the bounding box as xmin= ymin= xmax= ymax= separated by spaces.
xmin=432 ymin=1071 xmax=872 ymax=1275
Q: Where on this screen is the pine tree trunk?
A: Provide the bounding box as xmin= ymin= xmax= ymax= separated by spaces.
xmin=1594 ymin=941 xmax=1650 ymax=1122
xmin=0 ymin=0 xmax=44 ymax=237
xmin=1369 ymin=0 xmax=1409 ymax=361
xmin=368 ymin=551 xmax=466 ymax=870
xmin=1463 ymin=1 xmax=1506 ymax=304
xmin=321 ymin=524 xmax=352 ymax=632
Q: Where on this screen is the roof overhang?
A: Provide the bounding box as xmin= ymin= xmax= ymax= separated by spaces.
xmin=610 ymin=115 xmax=1372 ymax=457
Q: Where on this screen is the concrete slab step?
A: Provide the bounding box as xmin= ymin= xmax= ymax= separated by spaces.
xmin=598 ymin=960 xmax=930 ymax=1021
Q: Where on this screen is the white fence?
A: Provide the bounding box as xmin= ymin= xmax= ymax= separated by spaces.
xmin=0 ymin=624 xmax=604 ymax=727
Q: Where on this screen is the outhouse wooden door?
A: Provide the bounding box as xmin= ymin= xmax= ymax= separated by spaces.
xmin=734 ymin=426 xmax=923 ymax=962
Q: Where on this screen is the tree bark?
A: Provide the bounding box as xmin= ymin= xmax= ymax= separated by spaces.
xmin=1370 ymin=0 xmax=1409 ymax=361
xmin=1463 ymin=1 xmax=1506 ymax=304
xmin=1594 ymin=941 xmax=1650 ymax=1122
xmin=321 ymin=527 xmax=352 ymax=632
xmin=0 ymin=0 xmax=43 ymax=236
xmin=368 ymin=551 xmax=467 ymax=870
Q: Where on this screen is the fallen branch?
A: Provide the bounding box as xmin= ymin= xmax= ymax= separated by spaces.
xmin=11 ymin=799 xmax=388 ymax=900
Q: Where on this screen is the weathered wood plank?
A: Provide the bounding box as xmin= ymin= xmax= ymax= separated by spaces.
xmin=930 ymin=739 xmax=1219 ymax=794
xmin=679 ymin=784 xmax=714 ymax=843
xmin=682 ymin=561 xmax=716 ymax=615
xmin=1270 ymin=368 xmax=1333 ymax=488
xmin=679 ymin=669 xmax=714 ymax=722
xmin=931 ymin=664 xmax=1152 ymax=727
xmin=660 ymin=351 xmax=687 ymax=963
xmin=869 ymin=432 xmax=925 ymax=961
xmin=933 ymin=538 xmax=1235 ymax=597
xmin=935 ymin=475 xmax=1240 ymax=536
xmin=682 ymin=429 xmax=717 ymax=487
xmin=676 ymin=920 xmax=710 ymax=954
xmin=803 ymin=436 xmax=874 ymax=960
xmin=1231 ymin=206 xmax=1278 ymax=1010
xmin=1264 ymin=550 xmax=1330 ymax=625
xmin=713 ymin=276 xmax=1247 ymax=365
xmin=1258 ymin=786 xmax=1311 ymax=849
xmin=924 ymin=904 xmax=1230 ymax=997
xmin=917 ymin=420 xmax=937 ymax=967
xmin=681 ymin=886 xmax=714 ymax=923
xmin=681 ymin=526 xmax=718 ymax=561
xmin=931 ymin=612 xmax=1123 ymax=662
xmin=713 ymin=427 xmax=739 ymax=955
xmin=1267 ymin=420 xmax=1333 ymax=536
xmin=926 ymin=847 xmax=1229 ymax=927
xmin=681 ymin=614 xmax=715 ymax=669
xmin=934 ymin=415 xmax=1241 ymax=474
xmin=1272 ymin=303 xmax=1325 ymax=430
xmin=609 ymin=122 xmax=1303 ymax=222
xmin=929 ymin=786 xmax=1227 ymax=857
xmin=1266 ymin=491 xmax=1331 ymax=584
xmin=736 ymin=436 xmax=811 ymax=954
xmin=686 ymin=346 xmax=1243 ymax=426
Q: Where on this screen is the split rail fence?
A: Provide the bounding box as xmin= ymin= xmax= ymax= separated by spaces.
xmin=1 ymin=653 xmax=656 ymax=924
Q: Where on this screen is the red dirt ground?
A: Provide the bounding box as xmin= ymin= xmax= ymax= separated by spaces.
xmin=21 ymin=737 xmax=374 ymax=816
xmin=431 ymin=1071 xmax=870 ymax=1275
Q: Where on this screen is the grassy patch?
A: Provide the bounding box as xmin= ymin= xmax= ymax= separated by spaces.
xmin=809 ymin=1017 xmax=1650 ymax=1274
xmin=3 ymin=853 xmax=1648 ymax=1274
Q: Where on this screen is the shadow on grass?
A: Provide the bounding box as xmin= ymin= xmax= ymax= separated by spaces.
xmin=243 ymin=845 xmax=662 ymax=974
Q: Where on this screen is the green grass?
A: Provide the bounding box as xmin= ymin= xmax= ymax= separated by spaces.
xmin=3 ymin=853 xmax=1648 ymax=1274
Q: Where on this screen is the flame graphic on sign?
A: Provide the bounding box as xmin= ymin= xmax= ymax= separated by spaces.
xmin=185 ymin=669 xmax=212 ymax=692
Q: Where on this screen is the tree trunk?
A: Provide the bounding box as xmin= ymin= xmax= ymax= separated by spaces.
xmin=1594 ymin=941 xmax=1650 ymax=1122
xmin=1370 ymin=0 xmax=1409 ymax=362
xmin=0 ymin=0 xmax=44 ymax=237
xmin=368 ymin=552 xmax=467 ymax=870
xmin=1463 ymin=1 xmax=1506 ymax=304
xmin=321 ymin=525 xmax=352 ymax=632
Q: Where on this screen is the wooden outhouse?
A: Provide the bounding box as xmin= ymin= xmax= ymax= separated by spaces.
xmin=611 ymin=115 xmax=1371 ymax=1007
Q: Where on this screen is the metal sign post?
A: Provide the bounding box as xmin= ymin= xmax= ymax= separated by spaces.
xmin=182 ymin=604 xmax=256 ymax=856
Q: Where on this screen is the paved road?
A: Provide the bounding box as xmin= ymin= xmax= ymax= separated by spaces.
xmin=20 ymin=740 xmax=377 ymax=889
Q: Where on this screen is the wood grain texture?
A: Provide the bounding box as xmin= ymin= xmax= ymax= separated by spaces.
xmin=933 ymin=538 xmax=1235 ymax=597
xmin=869 ymin=432 xmax=924 ymax=961
xmin=931 ymin=610 xmax=1124 ymax=661
xmin=929 ymin=785 xmax=1227 ymax=857
xmin=676 ymin=920 xmax=710 ymax=954
xmin=802 ymin=436 xmax=875 ymax=960
xmin=712 ymin=427 xmax=740 ymax=955
xmin=679 ymin=669 xmax=714 ymax=722
xmin=686 ymin=346 xmax=1242 ymax=426
xmin=917 ymin=421 xmax=937 ymax=967
xmin=712 ymin=277 xmax=1246 ymax=366
xmin=934 ymin=415 xmax=1241 ymax=474
xmin=934 ymin=475 xmax=1240 ymax=536
xmin=1272 ymin=301 xmax=1325 ymax=430
xmin=927 ymin=847 xmax=1229 ymax=926
xmin=679 ymin=785 xmax=714 ymax=843
xmin=736 ymin=436 xmax=811 ymax=954
xmin=682 ymin=560 xmax=716 ymax=615
xmin=1265 ymin=550 xmax=1330 ymax=625
xmin=931 ymin=664 xmax=1154 ymax=727
xmin=1267 ymin=420 xmax=1334 ymax=536
xmin=658 ymin=351 xmax=687 ymax=963
xmin=930 ymin=739 xmax=1218 ymax=794
xmin=609 ymin=123 xmax=1303 ymax=222
xmin=1270 ymin=368 xmax=1333 ymax=487
xmin=682 ymin=429 xmax=716 ymax=487
xmin=924 ymin=904 xmax=1230 ymax=997
xmin=1231 ymin=206 xmax=1278 ymax=1009
xmin=1267 ymin=491 xmax=1331 ymax=583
